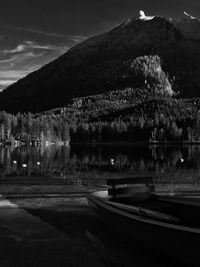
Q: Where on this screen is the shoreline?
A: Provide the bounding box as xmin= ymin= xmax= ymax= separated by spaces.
xmin=2 ymin=140 xmax=200 ymax=147
xmin=71 ymin=141 xmax=200 ymax=146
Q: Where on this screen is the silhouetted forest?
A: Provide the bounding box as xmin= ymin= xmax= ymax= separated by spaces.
xmin=0 ymin=88 xmax=199 ymax=144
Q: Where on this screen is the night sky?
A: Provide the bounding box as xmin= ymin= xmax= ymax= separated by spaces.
xmin=0 ymin=0 xmax=199 ymax=91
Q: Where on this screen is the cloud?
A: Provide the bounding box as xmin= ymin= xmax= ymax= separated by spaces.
xmin=0 ymin=51 xmax=45 ymax=68
xmin=24 ymin=41 xmax=68 ymax=51
xmin=0 ymin=69 xmax=35 ymax=90
xmin=0 ymin=70 xmax=29 ymax=90
xmin=3 ymin=44 xmax=26 ymax=54
xmin=0 ymin=40 xmax=69 ymax=90
xmin=70 ymin=35 xmax=87 ymax=43
xmin=6 ymin=25 xmax=67 ymax=38
xmin=0 ymin=70 xmax=30 ymax=79
xmin=5 ymin=25 xmax=88 ymax=44
xmin=0 ymin=80 xmax=16 ymax=87
xmin=1 ymin=41 xmax=68 ymax=55
xmin=0 ymin=57 xmax=15 ymax=63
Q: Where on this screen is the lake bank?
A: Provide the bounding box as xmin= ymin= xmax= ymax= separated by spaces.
xmin=0 ymin=193 xmax=105 ymax=267
xmin=2 ymin=139 xmax=200 ymax=148
xmin=0 ymin=181 xmax=172 ymax=267
xmin=1 ymin=173 xmax=200 ymax=266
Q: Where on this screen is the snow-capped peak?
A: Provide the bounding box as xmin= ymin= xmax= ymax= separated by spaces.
xmin=122 ymin=10 xmax=155 ymax=28
xmin=183 ymin=11 xmax=197 ymax=20
xmin=136 ymin=10 xmax=155 ymax=21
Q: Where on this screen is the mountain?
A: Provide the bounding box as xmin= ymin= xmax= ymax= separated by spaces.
xmin=1 ymin=10 xmax=200 ymax=113
xmin=174 ymin=12 xmax=200 ymax=39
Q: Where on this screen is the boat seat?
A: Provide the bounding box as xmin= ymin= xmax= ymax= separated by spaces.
xmin=107 ymin=177 xmax=154 ymax=200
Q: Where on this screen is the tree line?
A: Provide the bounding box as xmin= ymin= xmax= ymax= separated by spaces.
xmin=0 ymin=96 xmax=199 ymax=145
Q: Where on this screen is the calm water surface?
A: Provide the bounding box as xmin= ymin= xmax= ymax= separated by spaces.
xmin=1 ymin=144 xmax=199 ymax=266
xmin=1 ymin=144 xmax=200 ymax=190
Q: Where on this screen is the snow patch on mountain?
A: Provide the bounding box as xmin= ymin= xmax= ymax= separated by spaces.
xmin=136 ymin=10 xmax=155 ymax=21
xmin=122 ymin=10 xmax=155 ymax=28
xmin=183 ymin=11 xmax=198 ymax=20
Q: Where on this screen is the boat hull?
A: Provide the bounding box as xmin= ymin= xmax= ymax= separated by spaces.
xmin=87 ymin=192 xmax=200 ymax=266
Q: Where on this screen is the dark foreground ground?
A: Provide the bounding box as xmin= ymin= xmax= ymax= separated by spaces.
xmin=0 ymin=179 xmax=180 ymax=267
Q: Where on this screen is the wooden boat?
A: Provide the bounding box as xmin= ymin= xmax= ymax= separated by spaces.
xmin=87 ymin=190 xmax=200 ymax=265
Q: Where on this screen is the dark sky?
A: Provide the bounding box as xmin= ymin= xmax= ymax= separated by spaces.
xmin=0 ymin=0 xmax=199 ymax=90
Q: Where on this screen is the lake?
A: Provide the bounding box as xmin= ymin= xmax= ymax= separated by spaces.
xmin=1 ymin=143 xmax=200 ymax=266
xmin=1 ymin=144 xmax=200 ymax=192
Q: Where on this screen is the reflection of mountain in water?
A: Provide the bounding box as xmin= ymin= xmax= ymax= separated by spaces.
xmin=0 ymin=145 xmax=200 ymax=184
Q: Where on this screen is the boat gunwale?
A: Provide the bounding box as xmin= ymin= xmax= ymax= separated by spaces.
xmin=88 ymin=191 xmax=200 ymax=234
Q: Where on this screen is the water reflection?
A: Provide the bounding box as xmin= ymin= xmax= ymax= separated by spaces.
xmin=0 ymin=144 xmax=200 ymax=181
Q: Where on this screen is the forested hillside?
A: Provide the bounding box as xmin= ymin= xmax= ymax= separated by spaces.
xmin=0 ymin=54 xmax=199 ymax=144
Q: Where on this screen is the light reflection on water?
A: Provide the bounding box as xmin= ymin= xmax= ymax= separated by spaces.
xmin=0 ymin=144 xmax=200 ymax=182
